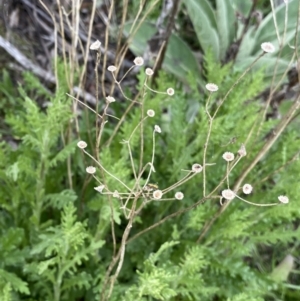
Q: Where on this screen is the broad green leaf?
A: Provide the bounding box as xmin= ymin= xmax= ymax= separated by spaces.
xmin=184 ymin=0 xmax=220 ymax=60
xmin=253 ymin=0 xmax=299 ymax=52
xmin=270 ymin=254 xmax=294 ymax=282
xmin=236 ymin=26 xmax=256 ymax=60
xmin=216 ymin=0 xmax=235 ymax=59
xmin=231 ymin=0 xmax=252 ymax=16
xmin=235 ymin=56 xmax=289 ymax=80
xmin=123 ymin=22 xmax=200 ymax=81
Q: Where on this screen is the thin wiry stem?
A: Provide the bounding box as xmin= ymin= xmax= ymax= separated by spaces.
xmin=203 ymin=93 xmax=213 ymax=196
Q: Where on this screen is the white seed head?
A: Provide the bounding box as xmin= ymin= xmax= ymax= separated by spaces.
xmin=86 ymin=166 xmax=96 ymax=174
xmin=278 ymin=195 xmax=289 ymax=204
xmin=205 ymin=83 xmax=218 ymax=92
xmin=90 ymin=40 xmax=101 ymax=50
xmin=145 ymin=68 xmax=154 ymax=76
xmin=108 ymin=65 xmax=117 ymax=72
xmin=106 ymin=96 xmax=115 ymax=103
xmin=113 ymin=190 xmax=120 ymax=198
xmin=261 ymin=42 xmax=275 ymax=53
xmin=222 ymin=189 xmax=235 ymax=200
xmin=154 ymin=125 xmax=161 ymax=133
xmin=167 ymin=88 xmax=175 ymax=96
xmin=133 ymin=57 xmax=144 ymax=66
xmin=147 ymin=109 xmax=155 ymax=117
xmin=175 ymin=192 xmax=184 ymax=200
xmin=192 ymin=163 xmax=203 ymax=173
xmin=94 ymin=185 xmax=105 ymax=193
xmin=238 ymin=144 xmax=247 ymax=157
xmin=222 ymin=152 xmax=235 ymax=162
xmin=242 ymin=184 xmax=253 ymax=194
xmin=153 ymin=190 xmax=163 ymax=200
xmin=77 ymin=141 xmax=87 ymax=149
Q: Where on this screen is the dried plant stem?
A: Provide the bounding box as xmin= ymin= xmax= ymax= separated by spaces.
xmin=258 ymin=150 xmax=300 ymax=184
xmin=101 ymin=0 xmax=115 ymax=98
xmin=83 ymin=149 xmax=132 ymax=192
xmin=162 ymin=172 xmax=194 ymax=194
xmin=107 ymin=196 xmax=138 ymax=299
xmin=213 ymin=53 xmax=264 ymax=119
xmin=203 ymin=94 xmax=213 ymax=196
xmin=198 ymin=95 xmax=300 ymax=242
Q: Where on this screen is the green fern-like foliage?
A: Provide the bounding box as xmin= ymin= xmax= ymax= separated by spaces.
xmin=0 ymin=42 xmax=299 ymax=301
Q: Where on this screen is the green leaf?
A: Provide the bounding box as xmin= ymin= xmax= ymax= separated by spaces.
xmin=231 ymin=0 xmax=252 ymax=16
xmin=253 ymin=0 xmax=299 ymax=53
xmin=235 ymin=56 xmax=289 ymax=80
xmin=216 ymin=0 xmax=235 ymax=59
xmin=270 ymin=254 xmax=294 ymax=282
xmin=123 ymin=22 xmax=200 ymax=81
xmin=49 ymin=140 xmax=78 ymax=167
xmin=0 ymin=269 xmax=30 ymax=294
xmin=184 ymin=0 xmax=220 ymax=60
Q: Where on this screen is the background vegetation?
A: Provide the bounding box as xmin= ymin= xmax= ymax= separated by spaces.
xmin=0 ymin=0 xmax=300 ymax=300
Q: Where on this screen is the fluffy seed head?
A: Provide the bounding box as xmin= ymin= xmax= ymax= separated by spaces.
xmin=108 ymin=65 xmax=117 ymax=72
xmin=222 ymin=189 xmax=235 ymax=200
xmin=167 ymin=88 xmax=175 ymax=96
xmin=86 ymin=166 xmax=96 ymax=174
xmin=192 ymin=163 xmax=203 ymax=173
xmin=238 ymin=144 xmax=247 ymax=157
xmin=222 ymin=152 xmax=235 ymax=162
xmin=77 ymin=141 xmax=87 ymax=149
xmin=94 ymin=185 xmax=105 ymax=193
xmin=261 ymin=42 xmax=275 ymax=53
xmin=133 ymin=57 xmax=144 ymax=66
xmin=145 ymin=68 xmax=154 ymax=76
xmin=154 ymin=125 xmax=161 ymax=133
xmin=278 ymin=195 xmax=289 ymax=204
xmin=90 ymin=40 xmax=101 ymax=50
xmin=243 ymin=184 xmax=253 ymax=194
xmin=175 ymin=192 xmax=184 ymax=200
xmin=205 ymin=83 xmax=218 ymax=92
xmin=147 ymin=109 xmax=155 ymax=117
xmin=113 ymin=190 xmax=120 ymax=198
xmin=153 ymin=190 xmax=163 ymax=200
xmin=106 ymin=96 xmax=115 ymax=103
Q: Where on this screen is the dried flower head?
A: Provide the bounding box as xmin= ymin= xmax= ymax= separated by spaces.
xmin=278 ymin=195 xmax=289 ymax=204
xmin=242 ymin=184 xmax=253 ymax=194
xmin=222 ymin=152 xmax=235 ymax=162
xmin=205 ymin=83 xmax=218 ymax=92
xmin=94 ymin=185 xmax=105 ymax=193
xmin=106 ymin=96 xmax=115 ymax=103
xmin=222 ymin=189 xmax=235 ymax=200
xmin=261 ymin=42 xmax=275 ymax=53
xmin=153 ymin=190 xmax=163 ymax=200
xmin=77 ymin=141 xmax=87 ymax=149
xmin=154 ymin=125 xmax=161 ymax=133
xmin=192 ymin=163 xmax=203 ymax=173
xmin=145 ymin=68 xmax=154 ymax=76
xmin=147 ymin=109 xmax=155 ymax=117
xmin=90 ymin=40 xmax=101 ymax=50
xmin=167 ymin=88 xmax=175 ymax=96
xmin=86 ymin=166 xmax=96 ymax=174
xmin=175 ymin=192 xmax=184 ymax=200
xmin=238 ymin=144 xmax=247 ymax=157
xmin=133 ymin=57 xmax=144 ymax=66
xmin=108 ymin=65 xmax=117 ymax=72
xmin=113 ymin=190 xmax=120 ymax=198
